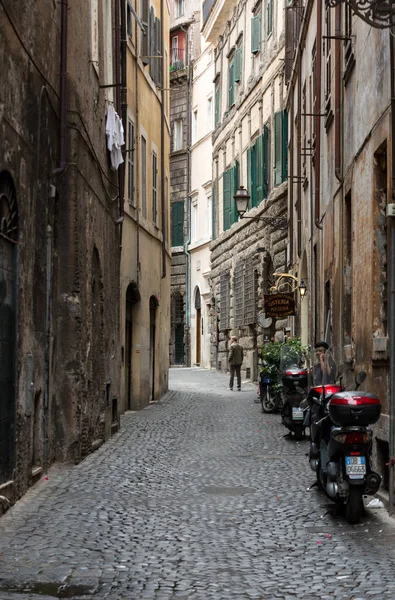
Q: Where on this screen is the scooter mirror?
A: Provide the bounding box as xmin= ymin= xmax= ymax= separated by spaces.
xmin=355 ymin=370 xmax=367 ymax=385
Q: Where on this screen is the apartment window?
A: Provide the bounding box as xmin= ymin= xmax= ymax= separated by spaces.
xmin=152 ymin=152 xmax=157 ymax=224
xmin=251 ymin=9 xmax=261 ymax=54
xmin=127 ymin=120 xmax=135 ymax=204
xmin=207 ymin=194 xmax=212 ymax=239
xmin=191 ymin=198 xmax=198 ymax=242
xmin=90 ymin=0 xmax=99 ymax=74
xmin=192 ymin=110 xmax=198 ymax=144
xmin=171 ymin=201 xmax=184 ymax=246
xmin=344 ymin=5 xmax=355 ymax=81
xmin=173 ymin=119 xmax=183 ymax=151
xmin=219 ymin=272 xmax=230 ymax=330
xmin=274 ymin=110 xmax=288 ymax=187
xmin=266 ymin=0 xmax=273 ymax=38
xmin=127 ymin=2 xmax=133 ymax=37
xmin=234 ymin=41 xmax=242 ymax=84
xmin=141 ymin=135 xmax=147 ymax=217
xmin=324 ymin=7 xmax=332 ymax=111
xmin=207 ymin=97 xmax=213 ymax=132
xmin=212 ymin=182 xmax=217 ymax=240
xmin=175 ymin=0 xmax=184 ymax=18
xmin=223 ymin=161 xmax=239 ymax=231
xmin=247 ymin=126 xmax=269 ymax=208
xmin=215 ymin=83 xmax=221 ymax=126
xmin=234 ymin=261 xmax=245 ymax=327
xmin=140 ymin=0 xmax=149 ymax=64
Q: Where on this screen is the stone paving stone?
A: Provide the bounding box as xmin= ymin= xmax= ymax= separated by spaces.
xmin=0 ymin=368 xmax=395 ymax=599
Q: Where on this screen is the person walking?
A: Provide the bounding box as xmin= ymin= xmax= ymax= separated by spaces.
xmin=228 ymin=335 xmax=244 ymax=391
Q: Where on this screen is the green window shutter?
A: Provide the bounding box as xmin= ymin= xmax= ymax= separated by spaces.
xmin=215 ymin=85 xmax=220 ymax=125
xmin=212 ymin=183 xmax=217 ymax=239
xmin=234 ymin=48 xmax=242 ymax=83
xmin=251 ymin=143 xmax=257 ymax=207
xmin=274 ymin=111 xmax=282 ymax=186
xmin=255 ymin=135 xmax=263 ymax=205
xmin=282 ymin=110 xmax=288 ymax=183
xmin=251 ymin=15 xmax=261 ymax=54
xmin=247 ymin=147 xmax=252 ymax=210
xmin=228 ymin=61 xmax=235 ymax=108
xmin=262 ymin=125 xmax=269 ymax=199
xmin=141 ymin=0 xmax=149 ymax=63
xmin=266 ymin=0 xmax=273 ymax=37
xmin=231 ymin=161 xmax=240 ymax=224
xmin=223 ymin=170 xmax=231 ymax=231
xmin=171 ymin=201 xmax=184 ymax=246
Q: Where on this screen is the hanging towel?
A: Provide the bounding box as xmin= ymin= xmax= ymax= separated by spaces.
xmin=106 ymin=104 xmax=125 ymax=170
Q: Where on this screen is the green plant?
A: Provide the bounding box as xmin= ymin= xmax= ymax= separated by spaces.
xmin=259 ymin=337 xmax=308 ymax=379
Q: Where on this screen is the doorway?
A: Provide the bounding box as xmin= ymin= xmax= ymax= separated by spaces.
xmin=195 ymin=288 xmax=201 ymax=366
xmin=125 ymin=282 xmax=140 ymax=410
xmin=149 ymin=296 xmax=158 ymax=401
xmin=0 ymin=172 xmax=18 ymax=484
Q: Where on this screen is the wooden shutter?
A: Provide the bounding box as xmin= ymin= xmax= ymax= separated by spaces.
xmin=266 ymin=0 xmax=273 ymax=37
xmin=251 ymin=15 xmax=261 ymax=54
xmin=262 ymin=125 xmax=269 ymax=199
xmin=228 ymin=61 xmax=234 ymax=108
xmin=127 ymin=121 xmax=134 ymax=203
xmin=247 ymin=147 xmax=252 ymax=210
xmin=223 ymin=170 xmax=231 ymax=231
xmin=274 ymin=111 xmax=282 ymax=186
xmin=234 ymin=48 xmax=242 ymax=83
xmin=149 ymin=8 xmax=155 ymax=76
xmin=141 ymin=0 xmax=149 ymax=64
xmin=231 ymin=161 xmax=239 ymax=224
xmin=212 ymin=183 xmax=217 ymax=239
xmin=171 ymin=202 xmax=184 ymax=246
xmin=215 ymin=84 xmax=220 ymax=125
xmin=251 ymin=143 xmax=257 ymax=207
xmin=282 ymin=110 xmax=288 ymax=182
xmin=255 ymin=135 xmax=263 ymax=205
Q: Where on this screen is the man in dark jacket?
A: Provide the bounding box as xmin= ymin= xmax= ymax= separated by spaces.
xmin=228 ymin=335 xmax=244 ymax=391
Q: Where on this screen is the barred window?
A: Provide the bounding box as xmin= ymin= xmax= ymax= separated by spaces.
xmin=244 ymin=264 xmax=257 ymax=325
xmin=171 ymin=291 xmax=184 ymax=325
xmin=234 ymin=261 xmax=245 ymax=327
xmin=219 ymin=272 xmax=230 ymax=330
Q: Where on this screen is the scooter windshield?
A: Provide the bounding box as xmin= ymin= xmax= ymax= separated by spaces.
xmin=311 ymin=348 xmax=337 ymax=387
xmin=280 ymin=343 xmax=305 ymax=372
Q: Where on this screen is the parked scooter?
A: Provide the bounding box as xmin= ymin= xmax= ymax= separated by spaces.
xmin=258 ymin=360 xmax=282 ymax=414
xmin=280 ymin=344 xmax=309 ymax=440
xmin=307 ymin=345 xmax=381 ymax=524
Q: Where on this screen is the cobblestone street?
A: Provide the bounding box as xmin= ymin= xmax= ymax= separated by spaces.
xmin=1 ymin=368 xmax=395 ymax=600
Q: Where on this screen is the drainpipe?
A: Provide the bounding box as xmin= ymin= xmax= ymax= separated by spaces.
xmin=388 ymin=17 xmax=395 ymax=515
xmin=52 ymin=0 xmax=68 ymax=178
xmin=314 ymin=0 xmax=323 ymax=230
xmin=334 ymin=3 xmax=342 ymax=183
xmin=161 ymin=0 xmax=166 ymax=278
xmin=289 ymin=91 xmax=294 ymax=268
xmin=185 ymin=29 xmax=192 ymax=366
xmin=115 ymin=0 xmax=125 ymax=248
xmin=43 ymin=224 xmax=52 ymax=473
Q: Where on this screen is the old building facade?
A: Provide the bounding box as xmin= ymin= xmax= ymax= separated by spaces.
xmin=120 ymin=0 xmax=171 ymax=411
xmin=205 ymin=0 xmax=289 ymax=379
xmin=286 ymin=1 xmax=395 ymax=499
xmin=0 ymin=0 xmax=121 ymax=506
xmin=169 ymin=0 xmax=200 ymax=366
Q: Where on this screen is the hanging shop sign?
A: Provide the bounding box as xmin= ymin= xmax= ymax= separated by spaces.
xmin=264 ymin=293 xmax=296 ymax=317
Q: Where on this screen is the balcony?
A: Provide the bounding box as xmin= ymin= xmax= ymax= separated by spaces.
xmin=201 ymin=0 xmax=236 ymax=43
xmin=170 ymin=48 xmax=186 ymax=72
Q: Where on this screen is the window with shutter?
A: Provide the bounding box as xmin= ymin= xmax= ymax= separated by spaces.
xmin=127 ymin=120 xmax=135 ymax=204
xmin=152 ymin=152 xmax=157 ymax=224
xmin=215 ymin=84 xmax=220 ymax=126
xmin=234 ymin=47 xmax=242 ymax=83
xmin=234 ymin=261 xmax=245 ymax=327
xmin=223 ymin=170 xmax=231 ymax=231
xmin=231 ymin=161 xmax=239 ymax=225
xmin=282 ymin=110 xmax=288 ymax=182
xmin=251 ymin=15 xmax=261 ymax=54
xmin=266 ymin=0 xmax=273 ymax=37
xmin=262 ymin=125 xmax=269 ymax=199
xmin=149 ymin=8 xmax=155 ymax=77
xmin=255 ymin=135 xmax=263 ymax=205
xmin=274 ymin=110 xmax=288 ymax=186
xmin=247 ymin=147 xmax=252 ymax=209
xmin=171 ymin=202 xmax=184 ymax=246
xmin=141 ymin=0 xmax=149 ymax=64
xmin=228 ymin=59 xmax=235 ymax=108
xmin=212 ymin=183 xmax=217 ymax=240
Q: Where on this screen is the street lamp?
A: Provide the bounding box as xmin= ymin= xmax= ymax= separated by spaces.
xmin=233 ymin=186 xmax=288 ymax=229
xmin=326 ymin=1 xmax=395 ymax=29
xmin=298 ymin=279 xmax=307 ymax=300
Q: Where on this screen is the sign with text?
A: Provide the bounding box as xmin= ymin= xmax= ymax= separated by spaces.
xmin=264 ymin=293 xmax=295 ymax=317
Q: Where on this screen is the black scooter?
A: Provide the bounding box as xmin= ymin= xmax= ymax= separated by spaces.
xmin=280 ymin=344 xmax=309 ymax=440
xmin=307 ymin=350 xmax=381 ymax=524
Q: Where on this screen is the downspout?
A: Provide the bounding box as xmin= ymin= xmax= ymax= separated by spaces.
xmin=115 ymin=0 xmax=125 ymax=248
xmin=289 ymin=90 xmax=294 ymax=268
xmin=52 ymin=0 xmax=68 ymax=178
xmin=314 ymin=0 xmax=323 ymax=230
xmin=297 ymin=51 xmax=302 ymax=256
xmin=334 ymin=4 xmax=342 ymax=183
xmin=388 ymin=16 xmax=395 ymax=515
xmin=161 ymin=0 xmax=166 ymax=278
xmin=43 ymin=225 xmax=52 ymax=474
xmin=185 ymin=29 xmax=192 ymax=366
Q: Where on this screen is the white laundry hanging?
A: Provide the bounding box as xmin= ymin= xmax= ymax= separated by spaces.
xmin=105 ymin=104 xmax=125 ymax=170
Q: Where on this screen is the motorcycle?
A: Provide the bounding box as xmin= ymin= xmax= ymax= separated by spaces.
xmin=258 ymin=360 xmax=282 ymax=414
xmin=307 ymin=347 xmax=381 ymax=524
xmin=280 ymin=344 xmax=309 ymax=440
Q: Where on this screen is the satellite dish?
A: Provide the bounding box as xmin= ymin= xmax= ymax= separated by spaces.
xmin=258 ymin=313 xmax=272 ymax=328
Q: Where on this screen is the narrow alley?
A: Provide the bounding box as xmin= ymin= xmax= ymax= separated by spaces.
xmin=0 ymin=368 xmax=394 ymax=600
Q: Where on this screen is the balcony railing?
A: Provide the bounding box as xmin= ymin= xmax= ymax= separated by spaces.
xmin=170 ymin=48 xmax=186 ymax=72
xmin=202 ymin=0 xmax=217 ymax=26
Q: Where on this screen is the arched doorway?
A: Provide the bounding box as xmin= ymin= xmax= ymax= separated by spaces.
xmin=0 ymin=172 xmax=18 ymax=483
xmin=125 ymin=282 xmax=140 ymax=409
xmin=171 ymin=291 xmax=184 ymax=365
xmin=149 ymin=296 xmax=159 ymax=401
xmin=194 ymin=287 xmax=201 ymax=365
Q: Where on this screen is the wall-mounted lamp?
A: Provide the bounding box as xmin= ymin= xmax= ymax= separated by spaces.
xmin=234 ymin=186 xmax=288 ymax=229
xmin=299 ymin=279 xmax=307 ymax=299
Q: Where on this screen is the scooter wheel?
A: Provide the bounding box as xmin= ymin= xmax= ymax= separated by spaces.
xmin=294 ymin=425 xmax=304 ymax=441
xmin=346 ymin=487 xmax=364 ymax=524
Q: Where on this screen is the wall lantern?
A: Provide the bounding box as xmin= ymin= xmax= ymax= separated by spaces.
xmin=326 ymin=1 xmax=395 ymax=29
xmin=233 ymin=186 xmax=288 ymax=229
xmin=298 ymin=279 xmax=307 ymax=300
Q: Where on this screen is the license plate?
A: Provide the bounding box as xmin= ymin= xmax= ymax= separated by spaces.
xmin=346 ymin=456 xmax=366 ymax=479
xmin=292 ymin=407 xmax=304 ymax=420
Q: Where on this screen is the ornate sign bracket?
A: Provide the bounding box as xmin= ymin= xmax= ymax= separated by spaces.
xmin=326 ymin=1 xmax=395 ymax=29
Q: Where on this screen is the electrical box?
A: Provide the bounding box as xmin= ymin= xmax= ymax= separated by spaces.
xmin=386 ymin=203 xmax=395 ymax=217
